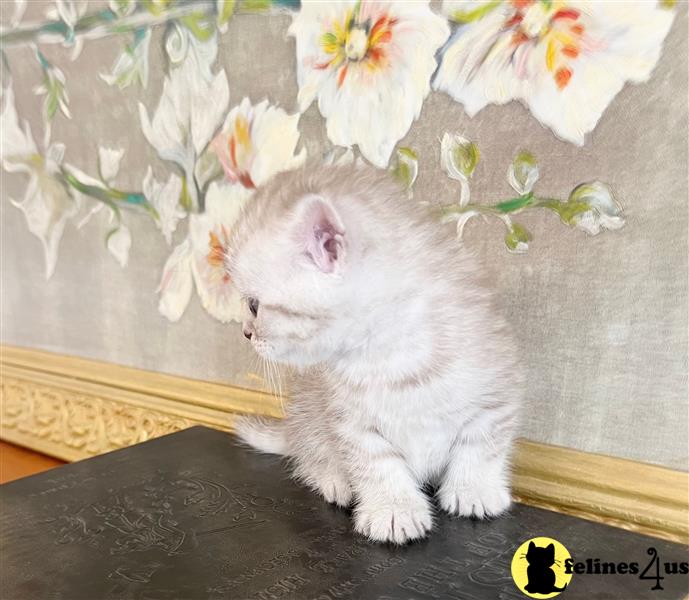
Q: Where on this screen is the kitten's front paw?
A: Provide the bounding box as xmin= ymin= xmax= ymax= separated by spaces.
xmin=438 ymin=481 xmax=511 ymax=519
xmin=354 ymin=497 xmax=432 ymax=544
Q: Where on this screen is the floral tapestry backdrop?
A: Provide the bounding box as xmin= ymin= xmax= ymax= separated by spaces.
xmin=1 ymin=1 xmax=687 ymax=470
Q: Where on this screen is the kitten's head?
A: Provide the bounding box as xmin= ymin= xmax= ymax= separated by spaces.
xmin=227 ymin=165 xmax=378 ymax=368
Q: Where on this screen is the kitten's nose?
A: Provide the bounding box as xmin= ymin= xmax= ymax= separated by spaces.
xmin=243 ymin=330 xmax=252 ymax=340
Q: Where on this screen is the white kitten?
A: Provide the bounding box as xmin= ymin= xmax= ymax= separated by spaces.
xmin=228 ymin=164 xmax=522 ymax=544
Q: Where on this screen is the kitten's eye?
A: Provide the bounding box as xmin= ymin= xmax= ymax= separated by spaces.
xmin=248 ymin=297 xmax=259 ymax=317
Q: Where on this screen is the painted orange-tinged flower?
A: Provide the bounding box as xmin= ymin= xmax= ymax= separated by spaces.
xmin=206 ymin=227 xmax=231 ymax=283
xmin=434 ymin=0 xmax=675 ymax=145
xmin=211 ymin=98 xmax=305 ymax=189
xmin=316 ymin=9 xmax=397 ymax=89
xmin=158 ymin=182 xmax=252 ymax=323
xmin=290 ymin=0 xmax=449 ymax=167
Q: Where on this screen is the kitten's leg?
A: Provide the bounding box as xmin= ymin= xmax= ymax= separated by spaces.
xmin=291 ymin=452 xmax=352 ymax=508
xmin=282 ymin=386 xmax=353 ymax=507
xmin=437 ymin=408 xmax=516 ymax=518
xmin=339 ymin=425 xmax=432 ymax=544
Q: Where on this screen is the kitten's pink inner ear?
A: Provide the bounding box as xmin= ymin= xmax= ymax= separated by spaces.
xmin=303 ymin=198 xmax=345 ymax=273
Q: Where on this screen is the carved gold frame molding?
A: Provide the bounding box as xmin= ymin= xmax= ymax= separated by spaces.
xmin=1 ymin=344 xmax=687 ymax=544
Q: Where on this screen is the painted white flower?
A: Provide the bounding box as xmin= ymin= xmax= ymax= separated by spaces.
xmin=0 ymin=86 xmax=37 ymax=160
xmin=98 ymin=146 xmax=124 ymax=185
xmin=157 ymin=182 xmax=251 ymax=323
xmin=107 ymin=224 xmax=131 ymax=267
xmin=209 ymin=98 xmax=306 ymax=189
xmin=567 ymin=181 xmax=625 ymax=235
xmin=1 ymin=86 xmax=78 ymax=279
xmin=189 ymin=182 xmax=250 ymax=322
xmin=434 ymin=0 xmax=675 ymax=145
xmin=157 ymin=238 xmax=194 ymax=323
xmin=139 ymin=29 xmax=229 ymax=206
xmin=290 ymin=0 xmax=450 ymax=167
xmin=100 ymin=28 xmax=152 ymax=89
xmin=143 ymin=167 xmax=185 ymax=245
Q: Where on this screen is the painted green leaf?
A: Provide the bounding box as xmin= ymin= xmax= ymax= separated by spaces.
xmin=180 ymin=176 xmax=194 ymax=212
xmin=451 ymin=0 xmax=501 ymax=23
xmin=46 ymin=88 xmax=59 ymax=120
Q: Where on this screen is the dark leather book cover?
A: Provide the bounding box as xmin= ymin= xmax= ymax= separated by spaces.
xmin=1 ymin=426 xmax=687 ymax=599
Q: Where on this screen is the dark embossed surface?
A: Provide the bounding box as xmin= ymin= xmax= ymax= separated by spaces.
xmin=1 ymin=426 xmax=687 ymax=600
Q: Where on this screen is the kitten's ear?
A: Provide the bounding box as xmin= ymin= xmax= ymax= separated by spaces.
xmin=298 ymin=196 xmax=346 ymax=274
xmin=547 ymin=544 xmax=555 ymax=555
xmin=528 ymin=542 xmax=536 ymax=551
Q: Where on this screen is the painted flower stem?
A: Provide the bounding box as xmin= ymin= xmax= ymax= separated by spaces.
xmin=60 ymin=168 xmax=159 ymax=221
xmin=437 ymin=193 xmax=572 ymax=222
xmin=0 ymin=3 xmax=213 ymax=48
xmin=437 ymin=194 xmax=580 ymax=227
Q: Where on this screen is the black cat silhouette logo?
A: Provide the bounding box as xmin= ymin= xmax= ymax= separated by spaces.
xmin=511 ymin=537 xmax=573 ymax=598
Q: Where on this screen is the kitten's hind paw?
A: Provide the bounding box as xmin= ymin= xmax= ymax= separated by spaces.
xmin=315 ymin=474 xmax=352 ymax=508
xmin=437 ymin=481 xmax=511 ymax=519
xmin=354 ymin=497 xmax=433 ymax=544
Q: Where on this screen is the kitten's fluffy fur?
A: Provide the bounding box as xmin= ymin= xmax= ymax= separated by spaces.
xmin=228 ymin=164 xmax=522 ymax=544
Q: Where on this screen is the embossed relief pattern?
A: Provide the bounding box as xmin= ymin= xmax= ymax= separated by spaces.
xmin=0 ymin=376 xmax=192 ymax=455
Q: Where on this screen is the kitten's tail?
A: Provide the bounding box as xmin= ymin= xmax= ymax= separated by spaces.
xmin=233 ymin=416 xmax=289 ymax=456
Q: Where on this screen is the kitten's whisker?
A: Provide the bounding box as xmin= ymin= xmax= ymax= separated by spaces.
xmin=266 ymin=358 xmax=281 ymax=412
xmin=260 ymin=357 xmax=271 ymax=397
xmin=268 ymin=357 xmax=285 ymax=415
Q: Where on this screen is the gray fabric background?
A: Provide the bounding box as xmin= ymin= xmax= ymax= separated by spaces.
xmin=1 ymin=2 xmax=687 ymax=470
